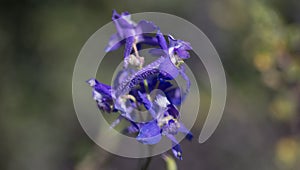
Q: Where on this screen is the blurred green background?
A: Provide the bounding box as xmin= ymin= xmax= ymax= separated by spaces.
xmin=1 ymin=0 xmax=300 ymax=169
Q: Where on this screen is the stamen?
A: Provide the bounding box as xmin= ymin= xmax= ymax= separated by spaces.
xmin=123 ymin=94 xmax=137 ymax=103
xmin=157 ymin=115 xmax=174 ymax=127
xmin=154 ymin=79 xmax=160 ymax=90
xmin=176 ymin=59 xmax=184 ymax=67
xmin=132 ymin=41 xmax=140 ymax=58
xmin=132 ymin=40 xmax=144 ymax=68
xmin=170 ymin=55 xmax=185 ymax=68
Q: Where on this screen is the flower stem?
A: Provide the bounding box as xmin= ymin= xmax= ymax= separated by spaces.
xmin=141 ymin=157 xmax=152 ymax=170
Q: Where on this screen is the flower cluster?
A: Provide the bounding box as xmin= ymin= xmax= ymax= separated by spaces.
xmin=87 ymin=10 xmax=193 ymax=160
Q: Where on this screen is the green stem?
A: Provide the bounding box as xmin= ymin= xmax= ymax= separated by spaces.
xmin=141 ymin=157 xmax=152 ymax=170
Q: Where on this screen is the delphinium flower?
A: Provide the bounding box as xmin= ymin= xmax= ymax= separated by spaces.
xmin=105 ymin=10 xmax=159 ymax=68
xmin=87 ymin=10 xmax=193 ymax=160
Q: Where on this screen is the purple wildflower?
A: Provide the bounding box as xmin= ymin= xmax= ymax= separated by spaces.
xmin=87 ymin=10 xmax=193 ymax=160
xmin=105 ymin=10 xmax=159 ymax=68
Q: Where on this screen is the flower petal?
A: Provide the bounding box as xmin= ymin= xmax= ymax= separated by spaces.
xmin=136 ymin=20 xmax=157 ymax=35
xmin=166 ymin=134 xmax=183 ymax=160
xmin=149 ymin=48 xmax=166 ymax=57
xmin=136 ymin=35 xmax=159 ymax=46
xmin=176 ymin=49 xmax=190 ymax=59
xmin=124 ymin=36 xmax=135 ymax=65
xmin=165 ymin=65 xmax=191 ymax=106
xmin=112 ymin=10 xmax=135 ymax=38
xmin=167 ymin=104 xmax=180 ymax=118
xmin=157 ymin=30 xmax=168 ymax=51
xmin=165 ymin=88 xmax=181 ymax=105
xmin=178 ymin=123 xmax=193 ymax=141
xmin=167 ymin=35 xmax=177 ymax=48
xmin=113 ymin=68 xmax=135 ymax=89
xmin=158 ymin=56 xmax=180 ymax=79
xmin=105 ymin=33 xmax=123 ymax=52
xmin=136 ymin=121 xmax=162 ymax=145
xmin=86 ymin=78 xmax=111 ymax=97
xmin=172 ymin=144 xmax=183 ymax=160
xmin=138 ymin=91 xmax=152 ymax=110
xmin=115 ymin=57 xmax=165 ymax=97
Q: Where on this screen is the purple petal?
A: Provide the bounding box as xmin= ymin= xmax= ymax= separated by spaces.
xmin=112 ymin=10 xmax=121 ymax=20
xmin=95 ymin=83 xmax=111 ymax=97
xmin=167 ymin=104 xmax=180 ymax=118
xmin=175 ymin=40 xmax=192 ymax=59
xmin=137 ymin=91 xmax=157 ymax=118
xmin=136 ymin=35 xmax=159 ymax=46
xmin=87 ymin=78 xmax=116 ymax=113
xmin=86 ymin=78 xmax=99 ymax=87
xmin=166 ymin=88 xmax=182 ymax=105
xmin=156 ymin=77 xmax=173 ymax=89
xmin=137 ymin=121 xmax=162 ymax=145
xmin=124 ymin=36 xmax=135 ymax=62
xmin=166 ymin=134 xmax=183 ymax=160
xmin=175 ymin=49 xmax=190 ymax=59
xmin=178 ymin=40 xmax=192 ymax=50
xmin=136 ymin=20 xmax=157 ymax=35
xmin=113 ymin=68 xmax=135 ymax=89
xmin=138 ymin=91 xmax=152 ymax=110
xmin=112 ymin=10 xmax=135 ymax=38
xmin=115 ymin=57 xmax=165 ymax=97
xmin=105 ymin=33 xmax=123 ymax=52
xmin=166 ymin=134 xmax=178 ymax=144
xmin=167 ymin=35 xmax=192 ymax=59
xmin=157 ymin=30 xmax=168 ymax=50
xmin=178 ymin=123 xmax=193 ymax=141
xmin=164 ymin=65 xmax=190 ymax=106
xmin=86 ymin=78 xmax=111 ymax=96
xmin=172 ymin=144 xmax=183 ymax=160
xmin=149 ymin=49 xmax=166 ymax=57
xmin=158 ymin=57 xmax=179 ymax=79
xmin=168 ymin=35 xmax=177 ymax=47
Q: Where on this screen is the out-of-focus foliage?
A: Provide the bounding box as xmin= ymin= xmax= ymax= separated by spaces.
xmin=1 ymin=0 xmax=300 ymax=170
xmin=244 ymin=1 xmax=300 ymax=169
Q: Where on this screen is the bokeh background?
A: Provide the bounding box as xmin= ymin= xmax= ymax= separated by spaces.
xmin=1 ymin=0 xmax=300 ymax=169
